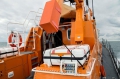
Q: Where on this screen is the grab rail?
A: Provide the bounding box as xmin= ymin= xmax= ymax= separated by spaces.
xmin=7 ymin=8 xmax=43 ymax=49
xmin=0 ymin=60 xmax=4 ymax=64
xmin=33 ymin=28 xmax=35 ymax=50
xmin=34 ymin=32 xmax=41 ymax=38
xmin=102 ymin=38 xmax=120 ymax=77
xmin=25 ymin=18 xmax=40 ymax=32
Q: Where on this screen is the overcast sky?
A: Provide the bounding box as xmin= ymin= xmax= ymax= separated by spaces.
xmin=0 ymin=0 xmax=120 ymax=42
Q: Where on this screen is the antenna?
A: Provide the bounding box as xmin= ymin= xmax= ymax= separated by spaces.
xmin=86 ymin=0 xmax=89 ymax=8
xmin=92 ymin=0 xmax=95 ymax=19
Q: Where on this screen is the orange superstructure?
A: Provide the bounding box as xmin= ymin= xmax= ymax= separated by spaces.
xmin=33 ymin=0 xmax=104 ymax=79
xmin=0 ymin=0 xmax=106 ymax=79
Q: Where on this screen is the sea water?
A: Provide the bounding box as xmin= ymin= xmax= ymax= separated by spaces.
xmin=0 ymin=42 xmax=7 ymax=48
xmin=109 ymin=41 xmax=120 ymax=60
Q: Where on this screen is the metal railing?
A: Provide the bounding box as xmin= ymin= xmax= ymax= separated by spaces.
xmin=102 ymin=38 xmax=120 ymax=74
xmin=6 ymin=8 xmax=43 ymax=51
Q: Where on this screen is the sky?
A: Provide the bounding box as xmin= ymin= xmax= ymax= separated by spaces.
xmin=0 ymin=0 xmax=120 ymax=42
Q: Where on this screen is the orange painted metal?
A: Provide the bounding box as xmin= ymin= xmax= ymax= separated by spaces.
xmin=100 ymin=65 xmax=106 ymax=77
xmin=70 ymin=22 xmax=76 ymax=44
xmin=22 ymin=55 xmax=29 ymax=78
xmin=74 ymin=1 xmax=84 ymax=43
xmin=84 ymin=21 xmax=95 ymax=49
xmin=6 ymin=65 xmax=24 ymax=79
xmin=0 ymin=63 xmax=5 ymax=79
xmin=0 ymin=0 xmax=104 ymax=79
xmin=74 ymin=21 xmax=84 ymax=42
xmin=20 ymin=47 xmax=24 ymax=52
xmin=34 ymin=27 xmax=43 ymax=63
xmin=0 ymin=26 xmax=43 ymax=79
xmin=24 ymin=27 xmax=34 ymax=51
xmin=33 ymin=43 xmax=102 ymax=79
xmin=35 ymin=73 xmax=86 ymax=79
xmin=33 ymin=0 xmax=103 ymax=79
xmin=40 ymin=0 xmax=61 ymax=34
xmin=5 ymin=56 xmax=23 ymax=70
xmin=0 ymin=56 xmax=27 ymax=79
xmin=28 ymin=54 xmax=32 ymax=76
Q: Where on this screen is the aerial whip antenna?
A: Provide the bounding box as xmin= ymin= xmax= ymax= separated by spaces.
xmin=92 ymin=0 xmax=95 ymax=19
xmin=86 ymin=0 xmax=89 ymax=8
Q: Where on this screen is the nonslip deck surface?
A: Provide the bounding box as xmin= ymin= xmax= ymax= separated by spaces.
xmin=102 ymin=47 xmax=119 ymax=79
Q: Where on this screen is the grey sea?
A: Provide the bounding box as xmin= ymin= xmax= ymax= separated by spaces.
xmin=0 ymin=41 xmax=120 ymax=60
xmin=0 ymin=42 xmax=7 ymax=48
xmin=109 ymin=41 xmax=120 ymax=60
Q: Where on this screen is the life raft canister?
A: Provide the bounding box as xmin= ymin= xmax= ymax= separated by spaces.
xmin=8 ymin=33 xmax=22 ymax=47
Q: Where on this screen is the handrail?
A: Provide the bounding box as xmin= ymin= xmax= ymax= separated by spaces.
xmin=16 ymin=32 xmax=21 ymax=55
xmin=34 ymin=8 xmax=43 ymax=25
xmin=34 ymin=15 xmax=41 ymax=24
xmin=7 ymin=8 xmax=43 ymax=29
xmin=23 ymin=10 xmax=42 ymax=25
xmin=7 ymin=8 xmax=43 ymax=48
xmin=33 ymin=28 xmax=35 ymax=50
xmin=32 ymin=58 xmax=96 ymax=76
xmin=25 ymin=18 xmax=39 ymax=32
xmin=109 ymin=49 xmax=120 ymax=78
xmin=96 ymin=29 xmax=100 ymax=53
xmin=34 ymin=32 xmax=41 ymax=38
xmin=32 ymin=27 xmax=42 ymax=50
xmin=7 ymin=11 xmax=41 ymax=29
xmin=0 ymin=60 xmax=4 ymax=64
xmin=7 ymin=11 xmax=41 ymax=32
xmin=102 ymin=38 xmax=120 ymax=77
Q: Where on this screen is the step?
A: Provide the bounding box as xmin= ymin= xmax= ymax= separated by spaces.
xmin=31 ymin=31 xmax=37 ymax=33
xmin=29 ymin=36 xmax=35 ymax=38
xmin=26 ymin=46 xmax=33 ymax=48
xmin=31 ymin=56 xmax=38 ymax=60
xmin=21 ymin=51 xmax=34 ymax=55
xmin=28 ymin=40 xmax=34 ymax=42
xmin=32 ymin=62 xmax=38 ymax=67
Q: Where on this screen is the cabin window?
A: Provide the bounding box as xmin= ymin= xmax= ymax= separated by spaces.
xmin=67 ymin=28 xmax=71 ymax=40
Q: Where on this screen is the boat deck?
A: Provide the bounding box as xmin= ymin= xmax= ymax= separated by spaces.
xmin=27 ymin=46 xmax=120 ymax=79
xmin=102 ymin=47 xmax=119 ymax=79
